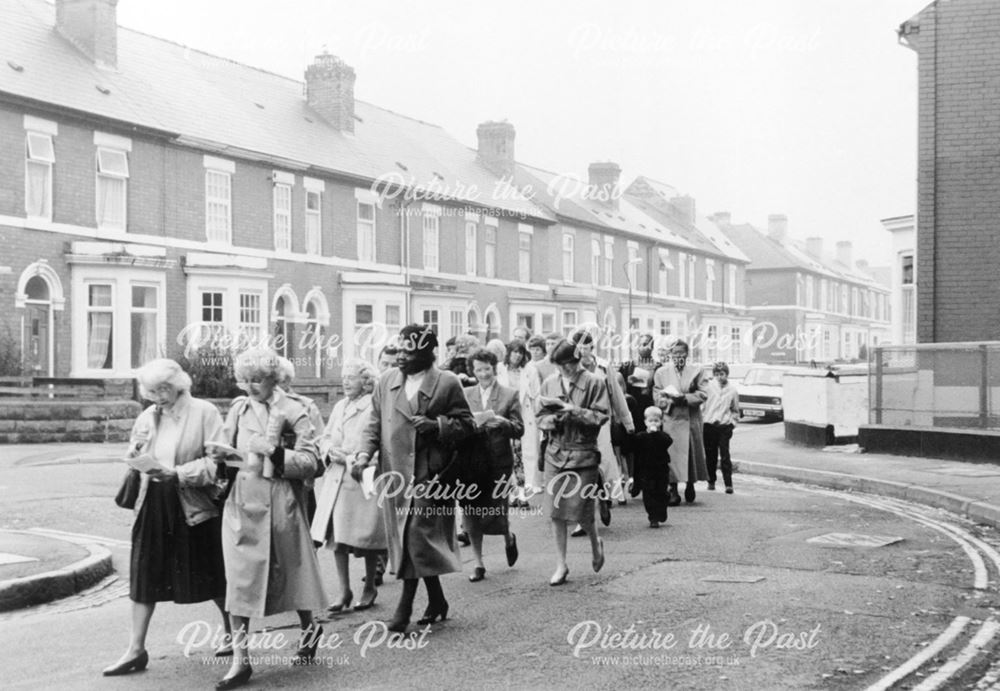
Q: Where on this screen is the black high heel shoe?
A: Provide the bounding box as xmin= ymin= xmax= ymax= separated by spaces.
xmin=294 ymin=624 xmax=323 ymax=664
xmin=326 ymin=590 xmax=354 ymax=615
xmin=354 ymin=589 xmax=378 ymax=611
xmin=215 ymin=666 xmax=252 ymax=690
xmin=386 ymin=615 xmax=409 ymax=633
xmin=102 ymin=650 xmax=149 ymax=676
xmin=416 ymin=600 xmax=449 ymax=626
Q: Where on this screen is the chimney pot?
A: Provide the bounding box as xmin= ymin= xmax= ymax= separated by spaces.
xmin=588 ymin=162 xmax=622 ymax=210
xmin=805 ymin=237 xmax=824 ymax=258
xmin=475 ymin=121 xmax=516 ymax=179
xmin=56 ymin=0 xmax=119 ymax=69
xmin=669 ymin=195 xmax=696 ymax=224
xmin=305 ymin=53 xmax=356 ymax=133
xmin=767 ymin=214 xmax=788 ymax=241
xmin=836 ymin=240 xmax=853 ymax=267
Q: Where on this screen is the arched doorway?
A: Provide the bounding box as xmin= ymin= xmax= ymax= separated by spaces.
xmin=16 ymin=262 xmax=64 ymax=376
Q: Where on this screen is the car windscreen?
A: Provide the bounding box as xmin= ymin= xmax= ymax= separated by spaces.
xmin=742 ymin=369 xmax=785 ymax=387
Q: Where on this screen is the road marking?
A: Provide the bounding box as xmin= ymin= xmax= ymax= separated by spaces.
xmin=26 ymin=528 xmax=130 ymax=549
xmin=0 ymin=553 xmax=38 ymax=565
xmin=913 ymin=619 xmax=1000 ymax=691
xmin=864 ymin=616 xmax=971 ymax=691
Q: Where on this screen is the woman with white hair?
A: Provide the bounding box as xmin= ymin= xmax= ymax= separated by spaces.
xmin=213 ymin=348 xmax=326 ymax=690
xmin=311 ymin=358 xmax=387 ymax=613
xmin=103 ymin=359 xmax=230 ymax=677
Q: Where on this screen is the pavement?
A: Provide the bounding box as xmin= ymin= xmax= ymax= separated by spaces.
xmin=2 ymin=429 xmax=1000 ymax=612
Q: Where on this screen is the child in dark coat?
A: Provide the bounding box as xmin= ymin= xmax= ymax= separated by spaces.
xmin=630 ymin=406 xmax=672 ymax=527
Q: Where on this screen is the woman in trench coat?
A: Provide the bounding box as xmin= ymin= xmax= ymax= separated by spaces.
xmin=652 ymin=339 xmax=709 ymax=505
xmin=357 ymin=324 xmax=475 ymax=632
xmin=212 ymin=348 xmax=326 ymax=690
xmin=311 ymin=358 xmax=387 ymax=613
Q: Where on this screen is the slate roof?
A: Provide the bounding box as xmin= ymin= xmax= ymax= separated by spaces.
xmin=624 ymin=176 xmax=749 ymax=262
xmin=721 ymin=222 xmax=888 ymax=290
xmin=0 ymin=0 xmax=552 ymax=222
xmin=513 ymin=164 xmax=697 ymax=250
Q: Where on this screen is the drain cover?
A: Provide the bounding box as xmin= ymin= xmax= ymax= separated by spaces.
xmin=807 ymin=533 xmax=904 ymax=548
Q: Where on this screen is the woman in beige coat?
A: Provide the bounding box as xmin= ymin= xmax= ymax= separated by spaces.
xmin=311 ymin=359 xmax=387 ymax=613
xmin=653 ymin=339 xmax=709 ymax=504
xmin=102 ymin=359 xmax=230 ymax=677
xmin=213 ymin=348 xmax=326 ymax=690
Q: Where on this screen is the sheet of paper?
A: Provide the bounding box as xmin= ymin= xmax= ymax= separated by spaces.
xmin=204 ymin=441 xmax=246 ymax=467
xmin=361 ymin=466 xmax=377 ymax=499
xmin=662 ymin=385 xmax=682 ymax=398
xmin=126 ymin=454 xmax=171 ymax=474
xmin=474 ymin=409 xmax=496 ymax=425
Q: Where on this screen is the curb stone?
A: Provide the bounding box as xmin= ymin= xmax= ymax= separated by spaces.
xmin=735 ymin=459 xmax=1000 ymax=531
xmin=0 ymin=534 xmax=114 ymax=612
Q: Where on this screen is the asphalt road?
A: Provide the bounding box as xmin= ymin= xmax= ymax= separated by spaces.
xmin=2 ymin=426 xmax=1000 ymax=689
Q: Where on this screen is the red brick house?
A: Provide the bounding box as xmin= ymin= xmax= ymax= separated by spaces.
xmin=899 ymin=0 xmax=1000 ymax=343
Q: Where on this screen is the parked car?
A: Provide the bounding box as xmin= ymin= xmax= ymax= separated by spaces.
xmin=738 ymin=365 xmax=814 ymax=421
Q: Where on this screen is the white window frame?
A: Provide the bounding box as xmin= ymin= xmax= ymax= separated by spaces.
xmin=627 ymin=243 xmax=640 ymax=288
xmin=591 ymin=238 xmax=601 ymax=286
xmin=305 ymin=189 xmax=322 ymax=256
xmin=678 ymin=252 xmax=687 ymax=297
xmin=705 ymin=259 xmax=716 ymax=301
xmin=273 ymin=180 xmax=292 ymax=251
xmin=562 ymin=232 xmax=575 ymax=283
xmin=687 ymin=254 xmax=696 ymax=299
xmin=204 ymin=156 xmax=234 ymax=244
xmin=465 ymin=221 xmax=478 ymax=275
xmin=422 ymin=205 xmax=441 ymax=272
xmin=485 ymin=226 xmax=497 ymax=279
xmin=561 ymin=309 xmax=578 ymax=337
xmin=238 ymin=290 xmax=264 ymax=350
xmin=357 ymin=200 xmax=377 ymax=263
xmin=518 ymin=225 xmax=532 ymax=284
xmin=603 ymin=236 xmax=614 ymax=287
xmin=728 ymin=264 xmax=738 ymax=306
xmin=25 ymin=131 xmax=55 ymax=221
xmin=72 ymin=267 xmax=167 ymax=377
xmin=95 ymin=138 xmax=130 ymax=232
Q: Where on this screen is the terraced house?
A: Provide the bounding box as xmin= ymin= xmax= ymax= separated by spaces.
xmin=719 ymin=215 xmax=891 ymax=364
xmin=0 ymin=0 xmax=751 ymax=385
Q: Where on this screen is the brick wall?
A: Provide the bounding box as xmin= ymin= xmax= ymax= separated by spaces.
xmin=914 ymin=0 xmax=1000 ymax=341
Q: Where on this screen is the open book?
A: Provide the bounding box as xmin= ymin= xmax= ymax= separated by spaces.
xmin=473 ymin=409 xmax=496 ymax=426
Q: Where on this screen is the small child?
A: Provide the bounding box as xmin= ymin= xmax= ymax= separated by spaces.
xmin=703 ymin=362 xmax=740 ymax=494
xmin=630 ymin=406 xmax=672 ymax=528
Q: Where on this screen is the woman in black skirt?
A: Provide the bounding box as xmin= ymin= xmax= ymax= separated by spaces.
xmin=103 ymin=359 xmax=230 ymax=676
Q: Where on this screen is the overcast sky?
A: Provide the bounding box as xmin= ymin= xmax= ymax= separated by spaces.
xmin=118 ymin=0 xmax=930 ymax=267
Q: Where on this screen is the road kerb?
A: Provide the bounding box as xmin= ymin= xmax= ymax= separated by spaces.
xmin=0 ymin=534 xmax=113 ymax=612
xmin=735 ymin=459 xmax=1000 ymax=530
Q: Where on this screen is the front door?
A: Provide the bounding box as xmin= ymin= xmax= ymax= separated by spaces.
xmin=23 ymin=304 xmax=49 ymax=374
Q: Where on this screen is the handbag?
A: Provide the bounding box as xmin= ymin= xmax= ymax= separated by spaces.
xmin=114 ymin=468 xmax=141 ymax=509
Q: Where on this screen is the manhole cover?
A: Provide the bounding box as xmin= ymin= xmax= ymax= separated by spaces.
xmin=806 ymin=533 xmax=904 ymax=548
xmin=0 ymin=553 xmax=39 ymax=565
xmin=699 ymin=575 xmax=766 ymax=583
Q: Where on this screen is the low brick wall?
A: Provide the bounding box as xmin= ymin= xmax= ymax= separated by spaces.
xmin=0 ymin=400 xmax=143 ymax=444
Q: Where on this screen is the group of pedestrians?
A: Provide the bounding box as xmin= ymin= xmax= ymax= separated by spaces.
xmin=103 ymin=323 xmax=740 ymax=688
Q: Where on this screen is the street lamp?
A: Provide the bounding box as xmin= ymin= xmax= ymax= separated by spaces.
xmin=624 ymin=257 xmax=643 ymax=359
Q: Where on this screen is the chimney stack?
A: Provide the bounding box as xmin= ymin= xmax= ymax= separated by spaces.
xmin=588 ymin=162 xmax=622 ymax=210
xmin=711 ymin=211 xmax=732 ymax=226
xmin=805 ymin=237 xmax=824 ymax=258
xmin=669 ymin=195 xmax=696 ymax=224
xmin=475 ymin=121 xmax=516 ymax=179
xmin=856 ymin=259 xmax=869 ymax=271
xmin=767 ymin=214 xmax=788 ymax=241
xmin=56 ymin=0 xmax=119 ymax=69
xmin=305 ymin=53 xmax=356 ymax=134
xmin=836 ymin=241 xmax=853 ymax=267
